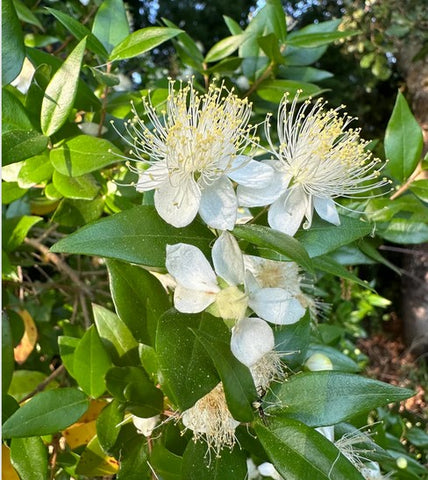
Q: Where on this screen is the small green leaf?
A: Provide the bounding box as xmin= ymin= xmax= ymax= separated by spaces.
xmin=115 ymin=434 xmax=149 ymax=479
xmin=233 ymin=224 xmax=313 ymax=272
xmin=18 ymin=152 xmax=53 ymax=188
xmin=268 ymin=371 xmax=414 ymax=426
xmin=2 ymin=311 xmax=14 ymax=393
xmin=287 ymin=30 xmax=358 ymax=48
xmin=45 ymin=7 xmax=108 ymax=59
xmin=93 ymin=304 xmax=139 ymax=365
xmin=163 ymin=18 xmax=204 ymax=69
xmin=52 ymin=197 xmax=104 ymax=227
xmin=92 ymin=0 xmax=130 ymax=53
xmin=205 ymin=35 xmax=244 ymax=63
xmin=50 ymin=205 xmax=214 ymax=268
xmin=256 ymin=79 xmax=324 ymax=103
xmin=224 ymin=15 xmax=244 ymax=35
xmin=109 ymin=27 xmax=182 ymax=61
xmin=3 ymin=215 xmax=42 ymax=252
xmin=2 ymin=130 xmax=49 ymax=166
xmin=73 ymin=325 xmax=112 ymax=398
xmin=106 ymin=259 xmax=170 ymax=345
xmin=2 ymin=88 xmax=33 ymax=132
xmin=255 ymin=417 xmax=365 ymax=480
xmin=409 ymin=178 xmax=428 ymax=202
xmin=2 ymin=388 xmax=89 ymax=438
xmin=50 ymin=135 xmax=120 ymax=176
xmin=52 ymin=170 xmax=99 ymax=200
xmin=41 ymin=37 xmax=87 ymax=136
xmin=385 ymin=91 xmax=423 ymax=181
xmin=10 ymin=437 xmax=48 ymax=480
xmin=2 ymin=0 xmax=25 ymax=85
xmin=58 ymin=336 xmax=80 ymax=377
xmin=258 ymin=33 xmax=285 ymax=64
xmin=295 ymin=215 xmax=373 ymax=258
xmin=96 ymin=400 xmax=124 ymax=454
xmin=182 ymin=440 xmax=247 ymax=479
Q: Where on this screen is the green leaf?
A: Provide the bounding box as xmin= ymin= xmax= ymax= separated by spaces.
xmin=358 ymin=239 xmax=401 ymax=275
xmin=377 ymin=219 xmax=428 ymax=244
xmin=205 ymin=35 xmax=244 ymax=63
xmin=2 ymin=311 xmax=14 ymax=393
xmin=182 ymin=440 xmax=247 ymax=479
xmin=13 ymin=0 xmax=43 ymax=29
xmin=295 ymin=215 xmax=373 ymax=258
xmin=255 ymin=417 xmax=365 ymax=480
xmin=8 ymin=370 xmax=55 ymax=403
xmin=224 ymin=15 xmax=244 ymax=35
xmin=2 ymin=0 xmax=25 ymax=85
xmin=2 ymin=182 xmax=27 ymax=204
xmin=45 ymin=7 xmax=108 ymax=59
xmin=41 ymin=37 xmax=87 ymax=137
xmin=92 ymin=0 xmax=130 ymax=53
xmin=305 ymin=344 xmax=360 ymax=373
xmin=106 ymin=259 xmax=170 ymax=345
xmin=58 ymin=336 xmax=80 ymax=377
xmin=93 ymin=304 xmax=139 ymax=365
xmin=105 ymin=366 xmax=163 ymax=417
xmin=17 ymin=152 xmax=53 ymax=188
xmin=384 ymin=92 xmax=423 ymax=182
xmin=191 ymin=328 xmax=257 ymax=422
xmin=409 ymin=178 xmax=428 ymax=202
xmin=280 ymin=65 xmax=333 ymax=83
xmin=51 ymin=197 xmax=104 ymax=227
xmin=115 ymin=434 xmax=149 ymax=479
xmin=3 ymin=215 xmax=42 ymax=252
xmin=156 ymin=310 xmax=220 ymax=410
xmin=2 ymin=88 xmax=33 ymax=132
xmin=233 ymin=224 xmax=313 ymax=272
xmin=256 ymin=79 xmax=324 ymax=103
xmin=50 ymin=205 xmax=214 ymax=268
xmin=268 ymin=371 xmax=414 ymax=426
xmin=73 ymin=325 xmax=112 ymax=398
xmin=96 ymin=399 xmax=124 ymax=454
xmin=109 ymin=27 xmax=182 ymax=61
xmin=2 ymin=130 xmax=49 ymax=166
xmin=2 ymin=388 xmax=89 ymax=438
xmin=52 ymin=170 xmax=99 ymax=200
xmin=50 ymin=135 xmax=120 ymax=176
xmin=76 ymin=435 xmax=120 ymax=476
xmin=258 ymin=33 xmax=286 ymax=64
xmin=10 ymin=437 xmax=48 ymax=480
xmin=287 ymin=30 xmax=358 ymax=48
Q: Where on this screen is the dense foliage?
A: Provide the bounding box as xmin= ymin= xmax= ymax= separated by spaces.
xmin=2 ymin=0 xmax=428 ymax=479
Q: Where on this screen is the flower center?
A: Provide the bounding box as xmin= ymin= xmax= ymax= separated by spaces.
xmin=215 ymin=285 xmax=248 ymax=321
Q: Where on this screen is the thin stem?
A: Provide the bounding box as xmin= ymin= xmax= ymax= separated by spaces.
xmin=20 ymin=365 xmax=65 ymax=403
xmin=389 ymin=162 xmax=423 ymax=200
xmin=244 ymin=61 xmax=275 ymax=98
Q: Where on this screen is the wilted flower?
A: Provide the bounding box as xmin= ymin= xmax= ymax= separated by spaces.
xmin=124 ymin=80 xmax=273 ymax=229
xmin=238 ymin=92 xmax=388 ymax=236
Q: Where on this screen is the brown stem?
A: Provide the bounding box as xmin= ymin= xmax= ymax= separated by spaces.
xmin=389 ymin=161 xmax=423 ymax=200
xmin=20 ymin=365 xmax=65 ymax=403
xmin=244 ymin=62 xmax=275 ymax=98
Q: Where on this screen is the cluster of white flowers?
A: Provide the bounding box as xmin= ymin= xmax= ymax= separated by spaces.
xmin=124 ymin=80 xmax=389 ymax=466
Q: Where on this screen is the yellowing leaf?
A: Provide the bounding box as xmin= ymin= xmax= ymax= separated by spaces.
xmin=2 ymin=445 xmax=20 ymax=480
xmin=13 ymin=310 xmax=37 ymax=364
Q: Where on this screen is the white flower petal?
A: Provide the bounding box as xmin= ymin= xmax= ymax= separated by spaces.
xmin=154 ymin=175 xmax=201 ymax=228
xmin=228 ymin=156 xmax=274 ymax=188
xmin=249 ymin=288 xmax=306 ymax=325
xmin=313 ymin=196 xmax=341 ymax=226
xmin=166 ymin=243 xmax=219 ymax=291
xmin=136 ymin=162 xmax=169 ymax=192
xmin=132 ymin=415 xmax=160 ymax=437
xmin=212 ymin=232 xmax=245 ymax=286
xmin=268 ymin=187 xmax=308 ymax=236
xmin=174 ymin=285 xmax=217 ymax=313
xmin=231 ymin=317 xmax=274 ymax=367
xmin=258 ymin=462 xmax=282 ymax=480
xmin=237 ymin=178 xmax=284 ymax=207
xmin=316 ymin=426 xmax=335 ymax=443
xmin=199 ymin=176 xmax=237 ymax=230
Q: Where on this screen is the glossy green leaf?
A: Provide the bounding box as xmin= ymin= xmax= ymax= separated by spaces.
xmin=224 ymin=15 xmax=244 ymax=35
xmin=109 ymin=27 xmax=182 ymax=61
xmin=73 ymin=325 xmax=112 ymax=398
xmin=305 ymin=344 xmax=360 ymax=372
xmin=156 ymin=310 xmax=220 ymax=410
xmin=58 ymin=336 xmax=80 ymax=377
xmin=376 ymin=219 xmax=428 ymax=244
xmin=96 ymin=399 xmax=124 ymax=454
xmin=45 ymin=8 xmax=108 ymax=59
xmin=233 ymin=224 xmax=313 ymax=272
xmin=116 ymin=434 xmax=149 ymax=479
xmin=51 ymin=197 xmax=104 ymax=227
xmin=258 ymin=33 xmax=285 ymax=64
xmin=2 ymin=388 xmax=89 ymax=438
xmin=52 ymin=170 xmax=99 ymax=200
xmin=92 ymin=0 xmax=130 ymax=53
xmin=268 ymin=371 xmax=414 ymax=426
xmin=2 ymin=130 xmax=49 ymax=166
xmin=2 ymin=182 xmax=27 ymax=204
xmin=93 ymin=304 xmax=139 ymax=365
xmin=385 ymin=92 xmax=423 ymax=182
xmin=256 ymin=79 xmax=324 ymax=103
xmin=13 ymin=0 xmax=43 ymax=29
xmin=17 ymin=152 xmax=53 ymax=188
xmin=2 ymin=311 xmax=14 ymax=393
xmin=10 ymin=436 xmax=48 ymax=480
xmin=2 ymin=88 xmax=33 ymax=132
xmin=105 ymin=366 xmax=163 ymax=417
xmin=410 ymin=179 xmax=428 ymax=202
xmin=76 ymin=435 xmax=120 ymax=476
xmin=3 ymin=215 xmax=42 ymax=252
xmin=2 ymin=0 xmax=25 ymax=85
xmin=163 ymin=18 xmax=204 ymax=69
xmin=106 ymin=259 xmax=169 ymax=345
xmin=281 ymin=65 xmax=333 ymax=82
xmin=50 ymin=135 xmax=120 ymax=176
xmin=295 ymin=215 xmax=373 ymax=258
xmin=358 ymin=239 xmax=401 ymax=275
xmin=182 ymin=440 xmax=247 ymax=480
xmin=192 ymin=328 xmax=257 ymax=422
xmin=41 ymin=37 xmax=87 ymax=136
xmin=255 ymin=418 xmax=364 ymax=480
xmin=150 ymin=444 xmax=182 ymax=480
xmin=50 ymin=205 xmax=214 ymax=268
xmin=287 ymin=30 xmax=358 ymax=48
xmin=205 ymin=34 xmax=244 ymax=63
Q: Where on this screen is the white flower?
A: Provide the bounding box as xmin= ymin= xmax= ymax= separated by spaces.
xmin=132 ymin=415 xmax=159 ymax=437
xmin=125 ymin=80 xmax=273 ymax=229
xmin=238 ymin=93 xmax=388 ymax=236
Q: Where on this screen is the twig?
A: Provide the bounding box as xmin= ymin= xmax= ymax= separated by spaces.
xmin=244 ymin=61 xmax=274 ymax=98
xmin=389 ymin=162 xmax=423 ymax=200
xmin=20 ymin=365 xmax=65 ymax=403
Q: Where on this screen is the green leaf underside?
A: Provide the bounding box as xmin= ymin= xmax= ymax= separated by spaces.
xmin=50 ymin=205 xmax=214 ymax=268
